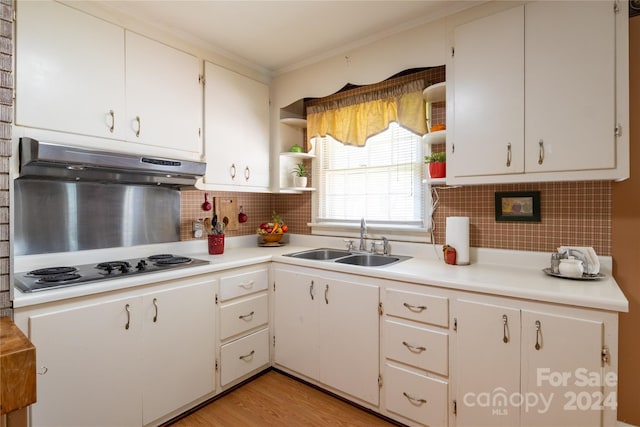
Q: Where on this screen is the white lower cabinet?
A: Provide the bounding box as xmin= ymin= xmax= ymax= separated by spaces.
xmin=15 ymin=277 xmax=216 ymax=427
xmin=385 ymin=362 xmax=448 ymax=427
xmin=382 ymin=286 xmax=451 ymax=426
xmin=273 ymin=265 xmax=380 ymax=406
xmin=217 ymin=265 xmax=271 ymax=389
xmin=220 ymin=328 xmax=270 ymax=387
xmin=454 ymin=296 xmax=617 ymax=427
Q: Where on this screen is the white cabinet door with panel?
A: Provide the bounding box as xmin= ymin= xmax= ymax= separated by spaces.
xmin=125 ymin=31 xmax=202 ymax=155
xmin=524 ymin=1 xmax=616 ymax=174
xmin=451 ymin=1 xmax=623 ymax=183
xmin=454 ymin=299 xmax=521 ymax=426
xmin=454 ymin=296 xmax=613 ymax=427
xmin=273 ymin=266 xmax=380 ymax=406
xmin=141 ymin=280 xmax=216 ymax=425
xmin=27 ymin=296 xmax=143 ymax=427
xmin=273 ymin=268 xmax=321 ymax=381
xmin=15 ymin=0 xmax=126 ymax=140
xmin=203 ymin=61 xmax=270 ymax=191
xmin=451 ymin=5 xmax=525 ymax=178
xmin=520 ymin=310 xmax=604 ymax=427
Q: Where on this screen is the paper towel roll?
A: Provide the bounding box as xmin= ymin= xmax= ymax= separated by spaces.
xmin=446 ymin=216 xmax=470 ymax=265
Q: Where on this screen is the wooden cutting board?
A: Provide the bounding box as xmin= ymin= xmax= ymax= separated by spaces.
xmin=214 ymin=197 xmax=238 ymax=231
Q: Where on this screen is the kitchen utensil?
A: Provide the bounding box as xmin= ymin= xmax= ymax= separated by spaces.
xmin=238 ymin=206 xmax=248 ymax=223
xmin=202 ymin=193 xmax=212 ymax=211
xmin=203 ymin=217 xmax=212 ymax=234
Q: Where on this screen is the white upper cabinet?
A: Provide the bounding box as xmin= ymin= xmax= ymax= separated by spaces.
xmin=203 ymin=61 xmax=270 ymax=191
xmin=15 ymin=1 xmax=202 ymax=157
xmin=15 ymin=1 xmax=126 ymax=140
xmin=524 ymin=1 xmax=615 ymax=173
xmin=125 ymin=32 xmax=202 ymax=154
xmin=450 ymin=1 xmax=625 ymax=184
xmin=451 ymin=5 xmax=525 ymax=178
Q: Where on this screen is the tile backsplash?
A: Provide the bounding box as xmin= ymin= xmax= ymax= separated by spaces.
xmin=181 ymin=180 xmax=611 ymax=256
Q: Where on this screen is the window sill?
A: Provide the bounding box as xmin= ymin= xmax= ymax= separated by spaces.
xmin=308 ymin=222 xmax=432 ymax=243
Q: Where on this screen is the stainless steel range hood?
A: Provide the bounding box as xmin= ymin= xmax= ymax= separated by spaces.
xmin=18 ymin=137 xmax=206 ymax=187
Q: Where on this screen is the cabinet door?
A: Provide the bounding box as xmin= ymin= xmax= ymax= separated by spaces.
xmin=521 ymin=310 xmax=604 ymax=427
xmin=15 ymin=0 xmax=126 ymax=139
xmin=28 ymin=297 xmax=142 ymax=427
xmin=525 ymin=1 xmax=616 ymax=173
xmin=273 ymin=268 xmax=320 ymax=380
xmin=452 ymin=5 xmax=525 ymax=178
xmin=455 ymin=299 xmax=521 ymax=426
xmin=204 ymin=61 xmax=270 ymax=190
xmin=125 ymin=31 xmax=202 ymax=154
xmin=141 ymin=280 xmax=216 ymax=425
xmin=319 ymin=278 xmax=380 ymax=406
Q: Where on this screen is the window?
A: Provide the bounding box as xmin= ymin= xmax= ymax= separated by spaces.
xmin=313 ymin=122 xmax=424 ymax=229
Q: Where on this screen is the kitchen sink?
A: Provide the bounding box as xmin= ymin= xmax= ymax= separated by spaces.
xmin=284 ymin=248 xmax=411 ymax=267
xmin=284 ymin=248 xmax=351 ymax=260
xmin=335 ymin=253 xmax=408 ymax=267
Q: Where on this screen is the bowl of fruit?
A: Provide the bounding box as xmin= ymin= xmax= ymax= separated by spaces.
xmin=256 ymin=212 xmax=288 ymax=245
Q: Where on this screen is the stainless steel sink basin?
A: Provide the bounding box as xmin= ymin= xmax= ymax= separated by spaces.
xmin=285 ymin=248 xmax=351 ymax=261
xmin=334 ymin=253 xmax=409 ymax=267
xmin=284 ymin=248 xmax=411 ymax=267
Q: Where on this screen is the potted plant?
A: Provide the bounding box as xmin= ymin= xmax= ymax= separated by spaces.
xmin=291 ymin=162 xmax=308 ymax=188
xmin=424 ymin=152 xmax=446 ymax=178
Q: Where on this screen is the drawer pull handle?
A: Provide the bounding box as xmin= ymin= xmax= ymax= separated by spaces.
xmin=239 ymin=311 xmax=255 ymax=320
xmin=403 ymin=392 xmax=427 ymax=405
xmin=153 ymin=298 xmax=159 ymax=323
xmin=125 ymin=303 xmax=131 ymax=330
xmin=324 ymin=284 xmax=329 ymax=304
xmin=535 ymin=320 xmax=542 ymax=350
xmin=239 ymin=350 xmax=255 ymax=361
xmin=403 ymin=302 xmax=427 ymax=312
xmin=309 ymin=280 xmax=315 ymax=300
xmin=402 ymin=341 xmax=426 ymax=353
xmin=502 ymin=314 xmax=509 ymax=343
xmin=37 ymin=366 xmax=48 ymax=375
xmin=239 ymin=280 xmax=254 ymax=289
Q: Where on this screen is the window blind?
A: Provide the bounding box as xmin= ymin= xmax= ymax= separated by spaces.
xmin=315 ymin=122 xmax=424 ymax=225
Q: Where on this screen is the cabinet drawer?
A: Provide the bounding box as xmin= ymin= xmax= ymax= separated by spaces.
xmin=385 ymin=363 xmax=448 ymax=427
xmin=385 ymin=288 xmax=448 ymax=327
xmin=220 ymin=292 xmax=268 ymax=341
xmin=384 ymin=319 xmax=448 ymax=376
xmin=220 ymin=328 xmax=270 ymax=387
xmin=219 ymin=268 xmax=268 ymax=301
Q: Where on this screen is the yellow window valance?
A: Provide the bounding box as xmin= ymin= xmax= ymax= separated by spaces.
xmin=306 ymin=80 xmax=427 ymax=147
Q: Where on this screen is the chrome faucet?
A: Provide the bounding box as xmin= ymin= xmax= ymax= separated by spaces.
xmin=359 ymin=217 xmax=367 ymax=251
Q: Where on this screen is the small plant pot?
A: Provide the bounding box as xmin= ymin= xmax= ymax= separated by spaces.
xmin=428 ymin=162 xmax=446 ymax=179
xmin=293 ymin=176 xmax=308 ymax=188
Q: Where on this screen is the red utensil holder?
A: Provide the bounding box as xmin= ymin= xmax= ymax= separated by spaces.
xmin=208 ymin=234 xmax=225 ymax=255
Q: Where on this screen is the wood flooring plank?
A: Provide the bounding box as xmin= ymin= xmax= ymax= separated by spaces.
xmin=169 ymin=370 xmax=396 ymax=427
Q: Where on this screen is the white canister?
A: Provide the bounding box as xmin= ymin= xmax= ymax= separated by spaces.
xmin=558 ymin=256 xmax=584 ymax=277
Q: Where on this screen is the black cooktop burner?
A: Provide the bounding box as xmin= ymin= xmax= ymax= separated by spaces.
xmin=37 ymin=273 xmax=82 ymax=283
xmin=154 ymin=256 xmax=192 ymax=265
xmin=28 ymin=266 xmax=78 ymax=276
xmin=15 ymin=253 xmax=209 ymax=293
xmin=147 ymin=254 xmax=175 ymax=261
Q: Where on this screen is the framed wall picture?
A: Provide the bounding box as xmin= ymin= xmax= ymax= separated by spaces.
xmin=495 ymin=191 xmax=541 ymax=222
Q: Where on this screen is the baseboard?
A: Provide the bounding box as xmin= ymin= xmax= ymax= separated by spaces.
xmin=618 ymin=421 xmax=639 ymax=427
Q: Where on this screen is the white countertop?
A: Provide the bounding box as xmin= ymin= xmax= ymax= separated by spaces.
xmin=12 ymin=235 xmax=629 ymax=312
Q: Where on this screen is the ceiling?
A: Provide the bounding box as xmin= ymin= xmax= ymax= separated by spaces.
xmin=90 ymin=1 xmax=478 ymax=74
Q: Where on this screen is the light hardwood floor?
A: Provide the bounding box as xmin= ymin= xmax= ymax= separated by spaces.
xmin=168 ymin=370 xmax=398 ymax=426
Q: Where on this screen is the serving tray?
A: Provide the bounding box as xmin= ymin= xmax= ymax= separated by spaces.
xmin=542 ymin=268 xmax=606 ymax=281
